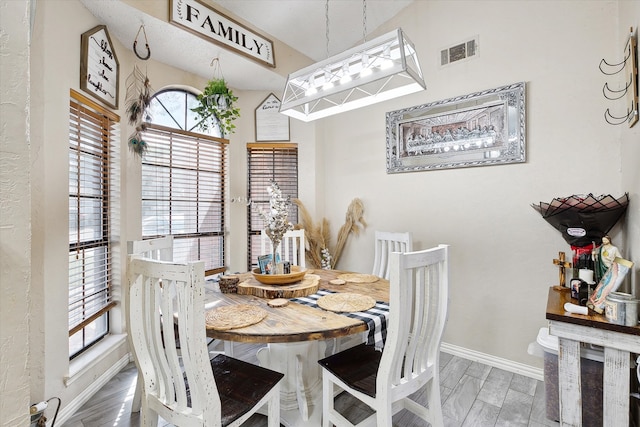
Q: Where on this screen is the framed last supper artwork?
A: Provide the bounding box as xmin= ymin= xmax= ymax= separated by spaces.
xmin=385 ymin=82 xmax=526 ymax=173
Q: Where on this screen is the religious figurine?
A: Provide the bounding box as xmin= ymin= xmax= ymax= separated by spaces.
xmin=587 ymin=256 xmax=634 ymax=314
xmin=592 ymin=235 xmax=622 ymax=283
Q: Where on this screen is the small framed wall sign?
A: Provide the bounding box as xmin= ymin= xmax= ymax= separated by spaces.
xmin=255 ymin=93 xmax=290 ymax=141
xmin=80 ymin=25 xmax=120 ymax=109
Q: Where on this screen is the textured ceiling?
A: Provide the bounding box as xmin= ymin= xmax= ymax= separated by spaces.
xmin=79 ymin=0 xmax=414 ymax=92
xmin=214 ymin=0 xmax=415 ymax=62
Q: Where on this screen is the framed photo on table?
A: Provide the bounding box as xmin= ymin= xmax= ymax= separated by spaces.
xmin=255 ymin=93 xmax=290 ymax=141
xmin=258 ymin=253 xmax=281 ymax=274
xmin=385 ymin=82 xmax=526 ymax=173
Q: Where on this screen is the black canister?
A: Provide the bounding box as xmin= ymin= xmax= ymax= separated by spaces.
xmin=570 ymin=278 xmax=590 ymax=306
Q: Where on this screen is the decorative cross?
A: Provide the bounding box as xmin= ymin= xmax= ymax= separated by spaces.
xmin=553 ymin=251 xmax=572 ymax=288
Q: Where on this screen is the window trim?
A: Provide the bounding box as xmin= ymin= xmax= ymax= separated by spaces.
xmin=68 ymin=89 xmax=119 ymax=358
xmin=142 ymin=88 xmax=228 ymax=275
xmin=246 ymin=143 xmax=299 ymax=270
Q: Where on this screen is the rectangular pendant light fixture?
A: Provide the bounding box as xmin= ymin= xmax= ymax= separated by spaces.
xmin=279 ymin=28 xmax=425 ymax=122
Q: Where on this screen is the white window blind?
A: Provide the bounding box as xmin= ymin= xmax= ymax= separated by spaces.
xmin=141 ymin=124 xmax=227 ymax=274
xmin=247 ymin=143 xmax=298 ymax=270
xmin=68 ymin=89 xmax=119 ymax=358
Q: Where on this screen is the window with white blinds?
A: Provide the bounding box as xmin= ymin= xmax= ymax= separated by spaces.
xmin=247 ymin=143 xmax=298 ymax=270
xmin=141 ymin=124 xmax=227 ymax=274
xmin=68 ymin=89 xmax=119 ymax=359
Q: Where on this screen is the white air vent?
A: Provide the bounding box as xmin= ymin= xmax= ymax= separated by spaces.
xmin=440 ymin=36 xmax=479 ymax=66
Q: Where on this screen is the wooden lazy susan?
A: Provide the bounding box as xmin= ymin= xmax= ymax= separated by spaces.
xmin=238 ymin=271 xmax=321 ymax=299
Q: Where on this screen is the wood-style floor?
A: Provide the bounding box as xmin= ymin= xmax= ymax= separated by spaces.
xmin=62 ymin=341 xmax=559 ymax=427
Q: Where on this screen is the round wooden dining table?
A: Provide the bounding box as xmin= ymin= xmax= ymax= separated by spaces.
xmin=204 ymin=269 xmax=389 ymax=427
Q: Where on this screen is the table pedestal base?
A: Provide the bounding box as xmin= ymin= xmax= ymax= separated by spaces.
xmin=257 ymin=341 xmax=327 ymax=427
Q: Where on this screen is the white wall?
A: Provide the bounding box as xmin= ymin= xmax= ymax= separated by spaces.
xmin=0 ymin=1 xmax=32 ymax=425
xmin=316 ymin=0 xmax=636 ymax=367
xmin=28 ymin=0 xmax=129 ymax=416
xmin=619 ymin=0 xmax=640 ymax=300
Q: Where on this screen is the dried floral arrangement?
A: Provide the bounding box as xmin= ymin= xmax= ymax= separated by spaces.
xmin=253 ymin=180 xmax=294 ymax=259
xmin=294 ymin=198 xmax=366 ymax=269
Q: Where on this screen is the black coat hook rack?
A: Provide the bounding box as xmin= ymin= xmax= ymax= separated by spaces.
xmin=599 ymin=27 xmax=638 ymax=127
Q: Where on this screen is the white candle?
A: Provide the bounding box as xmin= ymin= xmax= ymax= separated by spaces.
xmin=579 ymin=269 xmax=594 ymax=283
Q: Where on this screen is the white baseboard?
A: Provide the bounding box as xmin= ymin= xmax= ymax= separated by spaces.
xmin=441 ymin=341 xmax=544 ymax=381
xmin=54 ymin=353 xmax=131 ymax=426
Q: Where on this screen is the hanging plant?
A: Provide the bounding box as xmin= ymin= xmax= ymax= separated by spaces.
xmin=192 ymin=59 xmax=240 ymax=136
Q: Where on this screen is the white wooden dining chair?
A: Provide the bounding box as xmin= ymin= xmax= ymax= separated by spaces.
xmin=333 ymin=231 xmax=413 ymax=354
xmin=261 ymin=228 xmax=306 ymax=268
xmin=128 ymin=255 xmax=284 ymax=427
xmin=372 ymin=231 xmax=413 ymax=280
xmin=127 ymin=236 xmax=174 ymax=413
xmin=127 ymin=235 xmax=227 ymax=411
xmin=127 ymin=235 xmax=174 ymax=262
xmin=319 ymin=244 xmax=449 ymax=427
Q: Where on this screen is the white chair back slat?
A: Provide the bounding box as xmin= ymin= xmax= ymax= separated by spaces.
xmin=127 ymin=237 xmax=175 ymax=413
xmin=372 ymin=231 xmax=413 ymax=279
xmin=261 ymin=229 xmax=306 ymax=268
xmin=127 ymin=235 xmax=174 ymax=261
xmin=160 ymin=279 xmax=186 ymax=409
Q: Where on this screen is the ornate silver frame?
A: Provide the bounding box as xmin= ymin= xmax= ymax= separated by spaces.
xmin=386 ymin=82 xmax=526 ymax=173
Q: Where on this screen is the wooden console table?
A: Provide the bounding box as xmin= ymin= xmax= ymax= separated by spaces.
xmin=546 ymin=286 xmax=640 ymax=426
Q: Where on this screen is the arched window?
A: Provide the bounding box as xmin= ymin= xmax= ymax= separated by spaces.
xmin=141 ymin=88 xmax=227 ymax=274
xmin=145 ymin=88 xmax=221 ymax=136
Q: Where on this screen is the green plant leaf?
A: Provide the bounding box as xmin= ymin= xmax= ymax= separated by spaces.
xmin=191 ymin=78 xmax=241 ymax=135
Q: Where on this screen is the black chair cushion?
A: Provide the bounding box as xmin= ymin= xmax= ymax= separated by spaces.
xmin=318 ymin=344 xmax=382 ymax=398
xmin=185 ymin=354 xmax=283 ymax=426
xmin=212 ymin=354 xmax=284 ymax=426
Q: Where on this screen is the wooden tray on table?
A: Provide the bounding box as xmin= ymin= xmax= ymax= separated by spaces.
xmin=252 ymin=266 xmax=307 ymax=285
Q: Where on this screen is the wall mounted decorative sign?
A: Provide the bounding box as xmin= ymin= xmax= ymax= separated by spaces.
xmin=386 ymin=82 xmax=526 ymax=173
xmin=80 ymin=25 xmax=119 ymax=109
xmin=255 ymin=93 xmax=290 ymax=141
xmin=169 ymin=0 xmax=275 ymax=68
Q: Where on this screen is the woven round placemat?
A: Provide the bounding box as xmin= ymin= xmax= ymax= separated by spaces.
xmin=337 ymin=273 xmax=380 ymax=283
xmin=317 ymin=292 xmax=376 ymax=313
xmin=205 ymin=304 xmax=267 ymax=331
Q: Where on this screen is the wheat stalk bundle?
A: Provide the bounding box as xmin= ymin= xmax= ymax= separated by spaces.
xmin=293 ymin=198 xmax=366 ymax=269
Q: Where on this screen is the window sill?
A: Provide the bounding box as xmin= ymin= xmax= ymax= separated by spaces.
xmin=65 ymin=333 xmax=127 ymax=386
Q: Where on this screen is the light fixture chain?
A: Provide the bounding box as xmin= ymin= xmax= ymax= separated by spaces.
xmin=362 ymin=0 xmax=367 ymax=42
xmin=325 ymin=0 xmax=330 ymax=58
